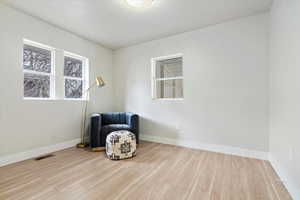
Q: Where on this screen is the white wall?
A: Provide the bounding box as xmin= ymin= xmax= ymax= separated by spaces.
xmin=0 ymin=4 xmax=114 ymax=157
xmin=113 ymin=14 xmax=269 ymax=152
xmin=1 ymin=1 xmax=298 ymax=195
xmin=269 ymin=0 xmax=300 ymax=197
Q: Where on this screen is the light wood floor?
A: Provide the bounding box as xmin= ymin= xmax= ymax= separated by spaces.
xmin=0 ymin=141 xmax=292 ymax=200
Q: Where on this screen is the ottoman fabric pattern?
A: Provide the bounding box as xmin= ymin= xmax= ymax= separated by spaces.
xmin=106 ymin=130 xmax=137 ymax=160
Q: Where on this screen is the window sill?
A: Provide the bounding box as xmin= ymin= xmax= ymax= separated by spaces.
xmin=23 ymin=98 xmax=88 ymax=101
xmin=153 ymin=98 xmax=184 ymax=101
xmin=23 ymin=97 xmax=56 ymax=101
xmin=63 ymin=98 xmax=89 ymax=101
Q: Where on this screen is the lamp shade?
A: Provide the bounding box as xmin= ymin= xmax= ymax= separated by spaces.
xmin=96 ymin=76 xmax=105 ymax=87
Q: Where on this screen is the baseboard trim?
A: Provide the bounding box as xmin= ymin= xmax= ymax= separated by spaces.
xmin=0 ymin=138 xmax=80 ymax=167
xmin=140 ymin=135 xmax=268 ymax=160
xmin=269 ymin=154 xmax=300 ymax=200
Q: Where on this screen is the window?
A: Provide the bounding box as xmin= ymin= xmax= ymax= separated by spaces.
xmin=23 ymin=40 xmax=55 ymax=99
xmin=22 ymin=39 xmax=89 ymax=101
xmin=64 ymin=52 xmax=89 ymax=100
xmin=152 ymin=54 xmax=183 ymax=100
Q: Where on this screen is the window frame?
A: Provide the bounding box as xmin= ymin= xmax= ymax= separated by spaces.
xmin=151 ymin=53 xmax=184 ymax=100
xmin=22 ymin=39 xmax=56 ymax=100
xmin=63 ymin=51 xmax=89 ymax=101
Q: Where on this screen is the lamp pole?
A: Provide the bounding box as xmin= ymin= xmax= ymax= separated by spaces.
xmin=77 ymin=77 xmax=105 ymax=148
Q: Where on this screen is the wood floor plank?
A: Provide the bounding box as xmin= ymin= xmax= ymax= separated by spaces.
xmin=209 ymin=153 xmax=231 ymax=200
xmin=261 ymin=161 xmax=293 ymax=200
xmin=0 ymin=141 xmax=292 ymax=200
xmin=186 ymin=151 xmax=221 ymax=200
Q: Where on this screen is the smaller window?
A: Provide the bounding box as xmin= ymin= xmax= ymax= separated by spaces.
xmin=23 ymin=39 xmax=55 ymax=99
xmin=64 ymin=52 xmax=89 ymax=100
xmin=152 ymin=54 xmax=183 ymax=100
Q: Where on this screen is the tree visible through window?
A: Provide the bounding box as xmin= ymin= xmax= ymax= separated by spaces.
xmin=64 ymin=53 xmax=88 ymax=99
xmin=23 ymin=41 xmax=54 ymax=98
xmin=22 ymin=39 xmax=89 ymax=100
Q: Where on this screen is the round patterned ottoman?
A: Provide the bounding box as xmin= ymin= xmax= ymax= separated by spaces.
xmin=106 ymin=130 xmax=137 ymax=160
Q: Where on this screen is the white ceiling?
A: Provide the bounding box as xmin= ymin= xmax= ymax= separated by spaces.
xmin=1 ymin=0 xmax=273 ymax=49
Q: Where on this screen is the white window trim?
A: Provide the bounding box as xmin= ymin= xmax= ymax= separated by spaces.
xmin=155 ymin=76 xmax=183 ymax=81
xmin=151 ymin=53 xmax=184 ymax=100
xmin=63 ymin=51 xmax=89 ymax=101
xmin=23 ymin=39 xmax=56 ymax=100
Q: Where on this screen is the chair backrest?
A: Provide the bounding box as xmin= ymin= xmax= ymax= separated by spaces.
xmin=101 ymin=112 xmax=127 ymax=125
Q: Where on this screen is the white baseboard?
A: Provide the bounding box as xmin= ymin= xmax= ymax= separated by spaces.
xmin=140 ymin=135 xmax=268 ymax=160
xmin=269 ymin=154 xmax=300 ymax=200
xmin=0 ymin=138 xmax=80 ymax=167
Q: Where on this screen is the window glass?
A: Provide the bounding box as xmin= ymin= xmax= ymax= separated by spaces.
xmin=64 ymin=54 xmax=87 ymax=99
xmin=23 ymin=44 xmax=51 ymax=73
xmin=64 ymin=56 xmax=83 ymax=78
xmin=23 ymin=41 xmax=54 ymax=99
xmin=24 ymin=73 xmax=50 ymax=98
xmin=152 ymin=55 xmax=183 ymax=99
xmin=155 ymin=57 xmax=182 ymax=79
xmin=65 ymin=79 xmax=83 ymax=99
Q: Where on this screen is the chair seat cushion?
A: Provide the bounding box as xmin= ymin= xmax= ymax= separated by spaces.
xmin=106 ymin=130 xmax=136 ymax=160
xmin=102 ymin=124 xmax=131 ymax=132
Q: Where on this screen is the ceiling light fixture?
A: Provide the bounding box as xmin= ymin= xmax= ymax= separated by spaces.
xmin=125 ymin=0 xmax=154 ymax=8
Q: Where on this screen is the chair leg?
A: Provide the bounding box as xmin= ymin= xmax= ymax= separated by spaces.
xmin=92 ymin=147 xmax=106 ymax=152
